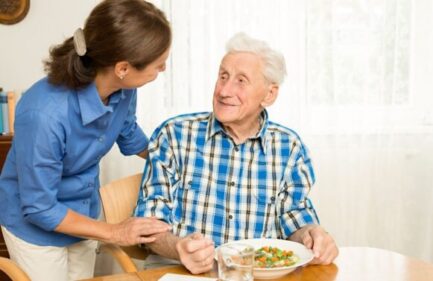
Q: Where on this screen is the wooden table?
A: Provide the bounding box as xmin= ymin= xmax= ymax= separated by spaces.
xmin=82 ymin=247 xmax=433 ymax=281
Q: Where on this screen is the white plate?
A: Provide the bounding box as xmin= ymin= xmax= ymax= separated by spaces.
xmin=216 ymin=238 xmax=314 ymax=280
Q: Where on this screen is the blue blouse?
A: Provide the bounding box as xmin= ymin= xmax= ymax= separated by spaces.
xmin=0 ymin=77 xmax=148 ymax=246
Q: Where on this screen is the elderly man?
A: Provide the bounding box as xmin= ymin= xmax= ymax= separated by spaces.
xmin=134 ymin=33 xmax=338 ymax=274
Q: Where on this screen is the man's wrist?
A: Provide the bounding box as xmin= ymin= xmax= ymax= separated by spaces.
xmin=289 ymin=224 xmax=317 ymax=242
xmin=174 ymin=238 xmax=184 ymax=260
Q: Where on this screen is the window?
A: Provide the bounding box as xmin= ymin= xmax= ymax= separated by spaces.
xmin=139 ymin=0 xmax=429 ymax=135
xmin=306 ymin=0 xmax=411 ymax=106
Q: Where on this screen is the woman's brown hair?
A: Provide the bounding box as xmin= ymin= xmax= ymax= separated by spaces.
xmin=44 ymin=0 xmax=171 ymax=90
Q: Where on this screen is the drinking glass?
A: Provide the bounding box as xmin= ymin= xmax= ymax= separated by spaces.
xmin=217 ymin=243 xmax=254 ymax=281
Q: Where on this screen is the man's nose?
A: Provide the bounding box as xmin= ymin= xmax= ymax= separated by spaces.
xmin=218 ymin=80 xmax=234 ymax=97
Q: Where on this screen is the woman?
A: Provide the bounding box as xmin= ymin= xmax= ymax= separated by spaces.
xmin=0 ymin=0 xmax=172 ymax=280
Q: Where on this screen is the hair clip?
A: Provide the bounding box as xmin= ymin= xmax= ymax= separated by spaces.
xmin=73 ymin=28 xmax=87 ymax=56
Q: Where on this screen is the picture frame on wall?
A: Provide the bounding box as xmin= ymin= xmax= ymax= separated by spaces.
xmin=0 ymin=0 xmax=30 ymax=25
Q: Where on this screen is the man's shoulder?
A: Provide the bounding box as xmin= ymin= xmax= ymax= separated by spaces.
xmin=266 ymin=120 xmax=302 ymax=141
xmin=165 ymin=111 xmax=210 ymax=124
xmin=266 ymin=120 xmax=311 ymax=157
xmin=152 ymin=112 xmax=211 ymax=136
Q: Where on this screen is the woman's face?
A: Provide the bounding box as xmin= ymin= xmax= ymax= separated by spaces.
xmin=123 ymin=48 xmax=170 ymax=88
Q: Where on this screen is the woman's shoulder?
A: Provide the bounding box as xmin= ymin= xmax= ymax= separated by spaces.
xmin=18 ymin=77 xmax=73 ymax=114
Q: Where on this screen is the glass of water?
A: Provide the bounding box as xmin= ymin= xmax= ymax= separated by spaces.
xmin=217 ymin=243 xmax=254 ymax=281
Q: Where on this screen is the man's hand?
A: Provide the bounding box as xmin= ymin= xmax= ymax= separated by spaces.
xmin=111 ymin=217 xmax=171 ymax=246
xmin=176 ymin=232 xmax=215 ymax=274
xmin=289 ymin=225 xmax=338 ymax=265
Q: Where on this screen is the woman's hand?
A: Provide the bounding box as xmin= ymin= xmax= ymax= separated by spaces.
xmin=110 ymin=217 xmax=171 ymax=246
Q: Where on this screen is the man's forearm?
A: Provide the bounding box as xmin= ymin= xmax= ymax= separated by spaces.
xmin=147 ymin=231 xmax=181 ymax=260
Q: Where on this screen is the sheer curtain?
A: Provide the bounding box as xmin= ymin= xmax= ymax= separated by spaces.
xmin=302 ymin=0 xmax=433 ymax=263
xmin=100 ymin=0 xmax=433 ymax=263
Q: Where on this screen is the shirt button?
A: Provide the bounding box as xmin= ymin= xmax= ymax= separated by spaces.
xmin=188 ymin=181 xmax=192 ymax=185
xmin=234 ymin=146 xmax=239 ymax=151
xmin=230 ymin=181 xmax=235 ymax=186
xmin=270 ymin=196 xmax=276 ymax=201
xmin=228 ymin=215 xmax=233 ymax=219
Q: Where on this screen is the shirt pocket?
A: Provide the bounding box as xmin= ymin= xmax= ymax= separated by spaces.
xmin=172 ymin=172 xmax=207 ymax=224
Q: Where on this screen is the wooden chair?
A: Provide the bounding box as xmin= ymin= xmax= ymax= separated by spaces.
xmin=98 ymin=173 xmax=149 ymax=273
xmin=0 ymin=257 xmax=31 ymax=281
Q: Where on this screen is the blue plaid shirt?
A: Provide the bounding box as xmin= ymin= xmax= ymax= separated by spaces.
xmin=134 ymin=110 xmax=319 ymax=246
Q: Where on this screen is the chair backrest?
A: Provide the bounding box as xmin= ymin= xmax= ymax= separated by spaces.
xmin=99 ymin=173 xmax=143 ymax=224
xmin=0 ymin=257 xmax=31 ymax=281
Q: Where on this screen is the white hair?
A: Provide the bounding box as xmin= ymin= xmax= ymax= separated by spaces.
xmin=225 ymin=32 xmax=287 ymax=85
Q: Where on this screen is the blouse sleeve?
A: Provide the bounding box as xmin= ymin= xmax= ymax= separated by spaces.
xmin=116 ymin=90 xmax=148 ymax=155
xmin=14 ymin=110 xmax=68 ymax=231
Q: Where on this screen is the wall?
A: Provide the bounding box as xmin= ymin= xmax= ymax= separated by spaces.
xmin=0 ymin=0 xmax=99 ymax=93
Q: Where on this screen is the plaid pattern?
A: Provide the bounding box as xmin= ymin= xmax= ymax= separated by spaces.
xmin=134 ymin=110 xmax=319 ymax=246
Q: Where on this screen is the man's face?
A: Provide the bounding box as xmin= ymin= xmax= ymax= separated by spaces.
xmin=213 ymin=52 xmax=271 ymax=128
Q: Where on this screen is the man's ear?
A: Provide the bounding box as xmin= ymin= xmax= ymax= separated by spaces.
xmin=261 ymin=84 xmax=279 ymax=107
xmin=114 ymin=61 xmax=130 ymax=79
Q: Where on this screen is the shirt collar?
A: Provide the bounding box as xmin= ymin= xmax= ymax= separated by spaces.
xmin=77 ymin=83 xmax=126 ymax=125
xmin=257 ymin=110 xmax=269 ymax=153
xmin=206 ymin=109 xmax=270 ymax=154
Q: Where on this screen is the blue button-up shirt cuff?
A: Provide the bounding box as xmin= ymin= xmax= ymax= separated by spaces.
xmin=25 ymin=203 xmax=69 ymax=231
xmin=118 ymin=130 xmax=149 ymax=156
xmin=280 ymin=209 xmax=320 ymax=239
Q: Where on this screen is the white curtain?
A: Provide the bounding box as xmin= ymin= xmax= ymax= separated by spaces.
xmin=100 ymin=0 xmax=433 ymax=263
